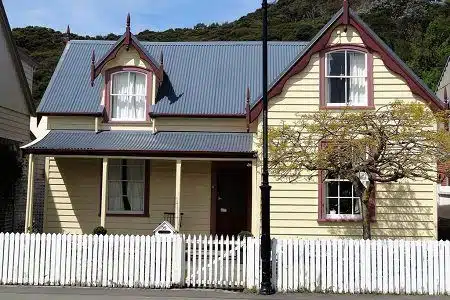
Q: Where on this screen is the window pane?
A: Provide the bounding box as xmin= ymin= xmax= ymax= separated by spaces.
xmin=127 ymin=182 xmax=144 ymax=211
xmin=108 ymin=181 xmax=123 ymax=211
xmin=111 ymin=95 xmax=129 ymax=119
xmin=108 ymin=164 xmax=121 ymax=180
xmin=353 ymin=198 xmax=361 ymax=214
xmin=348 ymin=78 xmax=367 ymax=106
xmin=327 ymin=198 xmax=338 ymax=214
xmin=326 ymin=181 xmax=338 ymax=197
xmin=347 ymin=52 xmax=366 ymax=76
xmin=340 ymin=181 xmax=353 ymax=197
xmin=339 ymin=198 xmax=353 ymax=214
xmin=129 ymin=73 xmax=146 ymax=95
xmin=327 ymin=52 xmax=345 ymax=76
xmin=129 ymin=96 xmax=146 ymax=120
xmin=128 ymin=165 xmax=144 ymax=181
xmin=112 ymin=72 xmax=129 ymax=94
xmin=327 ymin=78 xmax=346 ymax=104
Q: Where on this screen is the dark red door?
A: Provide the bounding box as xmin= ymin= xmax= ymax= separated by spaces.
xmin=215 ymin=164 xmax=250 ymax=236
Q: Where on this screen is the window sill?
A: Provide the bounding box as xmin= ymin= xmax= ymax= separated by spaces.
xmin=319 ymin=105 xmax=375 ymax=110
xmin=318 ymin=216 xmax=376 ymax=223
xmin=100 ymin=212 xmax=149 ymax=218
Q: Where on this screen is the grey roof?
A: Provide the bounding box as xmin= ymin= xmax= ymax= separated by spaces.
xmin=37 ymin=40 xmax=308 ymax=115
xmin=22 ymin=130 xmax=255 ymax=157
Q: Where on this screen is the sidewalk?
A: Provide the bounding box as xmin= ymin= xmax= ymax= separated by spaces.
xmin=0 ymin=286 xmax=443 ymax=299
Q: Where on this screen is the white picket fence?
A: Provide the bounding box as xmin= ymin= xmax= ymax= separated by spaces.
xmin=1 ymin=232 xmax=450 ymax=295
xmin=273 ymin=239 xmax=450 ymax=295
xmin=0 ymin=232 xmax=259 ymax=289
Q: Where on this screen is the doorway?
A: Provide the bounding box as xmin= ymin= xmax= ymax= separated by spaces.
xmin=211 ymin=162 xmax=251 ymax=236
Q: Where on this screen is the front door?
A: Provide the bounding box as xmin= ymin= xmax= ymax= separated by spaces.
xmin=214 ymin=163 xmax=251 ymax=236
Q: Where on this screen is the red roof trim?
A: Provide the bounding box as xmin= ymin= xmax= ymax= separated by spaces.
xmin=249 ymin=9 xmax=445 ymax=122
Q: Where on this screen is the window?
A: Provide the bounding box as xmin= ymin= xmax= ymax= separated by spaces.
xmin=108 ymin=159 xmax=146 ymax=214
xmin=324 ymin=175 xmax=361 ymax=220
xmin=326 ymin=50 xmax=367 ymax=106
xmin=110 ymin=71 xmax=147 ymax=121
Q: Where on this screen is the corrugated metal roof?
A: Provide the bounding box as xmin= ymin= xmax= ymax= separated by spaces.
xmin=22 ymin=130 xmax=254 ymax=157
xmin=37 ymin=41 xmax=308 ymax=115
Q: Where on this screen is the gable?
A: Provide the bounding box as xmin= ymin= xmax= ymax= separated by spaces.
xmin=249 ymin=7 xmax=445 ymax=122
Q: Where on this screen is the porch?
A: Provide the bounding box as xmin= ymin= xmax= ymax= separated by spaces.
xmin=21 ymin=130 xmax=257 ymax=236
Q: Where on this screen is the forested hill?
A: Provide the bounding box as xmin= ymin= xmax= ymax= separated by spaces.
xmin=11 ymin=0 xmax=450 ymax=106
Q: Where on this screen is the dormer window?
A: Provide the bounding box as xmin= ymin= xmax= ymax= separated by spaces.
xmin=105 ymin=66 xmax=152 ymax=122
xmin=111 ymin=71 xmax=147 ymax=121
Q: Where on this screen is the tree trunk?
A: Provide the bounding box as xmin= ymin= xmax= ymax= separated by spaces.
xmin=361 ymin=181 xmax=375 ymax=240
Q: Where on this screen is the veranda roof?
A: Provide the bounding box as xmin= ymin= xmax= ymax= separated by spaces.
xmin=22 ymin=130 xmax=255 ymax=158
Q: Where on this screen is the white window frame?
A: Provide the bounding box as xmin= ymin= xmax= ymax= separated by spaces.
xmin=325 ymin=50 xmax=368 ymax=107
xmin=107 ymin=159 xmax=145 ymax=214
xmin=110 ymin=71 xmax=147 ymax=122
xmin=324 ymin=176 xmax=361 ymax=220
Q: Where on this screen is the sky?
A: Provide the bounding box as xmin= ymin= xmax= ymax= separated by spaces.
xmin=3 ymin=0 xmax=261 ymax=36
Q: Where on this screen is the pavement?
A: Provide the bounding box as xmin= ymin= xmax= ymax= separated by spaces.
xmin=0 ymin=286 xmax=447 ymax=299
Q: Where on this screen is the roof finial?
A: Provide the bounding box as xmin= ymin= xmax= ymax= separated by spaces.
xmin=158 ymin=50 xmax=164 ymax=86
xmin=125 ymin=13 xmax=131 ymax=50
xmin=246 ymin=86 xmax=251 ymax=133
xmin=90 ymin=49 xmax=95 ymax=87
xmin=64 ymin=25 xmax=71 ymax=44
xmin=444 ymin=86 xmax=448 ymax=104
xmin=343 ymin=0 xmax=350 ymax=30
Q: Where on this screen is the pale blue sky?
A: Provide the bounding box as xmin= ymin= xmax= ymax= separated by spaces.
xmin=3 ymin=0 xmax=261 ymax=36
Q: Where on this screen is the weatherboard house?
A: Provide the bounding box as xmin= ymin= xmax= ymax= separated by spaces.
xmin=23 ymin=3 xmax=445 ymax=239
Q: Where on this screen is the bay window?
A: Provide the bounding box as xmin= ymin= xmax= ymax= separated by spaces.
xmin=326 ymin=50 xmax=367 ymax=106
xmin=110 ymin=71 xmax=147 ymax=121
xmin=108 ymin=159 xmax=146 ymax=214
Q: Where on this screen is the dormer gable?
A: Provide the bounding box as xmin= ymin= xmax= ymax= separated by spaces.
xmin=91 ymin=14 xmax=162 ymax=85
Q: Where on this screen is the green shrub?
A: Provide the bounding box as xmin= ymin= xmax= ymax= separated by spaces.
xmin=92 ymin=226 xmax=107 ymax=235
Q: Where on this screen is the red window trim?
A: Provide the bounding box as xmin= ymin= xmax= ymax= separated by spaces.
xmin=317 ymin=141 xmax=376 ymax=223
xmin=104 ymin=66 xmax=153 ymax=123
xmin=99 ymin=159 xmax=150 ymax=218
xmin=319 ymin=45 xmax=374 ymax=110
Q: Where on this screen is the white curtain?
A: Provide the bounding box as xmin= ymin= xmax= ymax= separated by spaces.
xmin=111 ymin=72 xmax=146 ymax=120
xmin=348 ymin=52 xmax=367 ymax=106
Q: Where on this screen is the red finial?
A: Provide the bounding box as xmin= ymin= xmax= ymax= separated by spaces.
xmin=90 ymin=49 xmax=95 ymax=87
xmin=64 ymin=25 xmax=71 ymax=44
xmin=158 ymin=51 xmax=164 ymax=86
xmin=246 ymin=86 xmax=251 ymax=132
xmin=343 ymin=0 xmax=349 ymax=28
xmin=444 ymin=86 xmax=448 ymax=103
xmin=125 ymin=13 xmax=131 ymax=50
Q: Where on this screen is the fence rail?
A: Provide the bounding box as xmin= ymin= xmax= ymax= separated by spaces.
xmin=0 ymin=232 xmax=449 ymax=295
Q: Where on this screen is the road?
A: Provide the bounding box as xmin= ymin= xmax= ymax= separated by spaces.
xmin=0 ymin=286 xmax=446 ymax=299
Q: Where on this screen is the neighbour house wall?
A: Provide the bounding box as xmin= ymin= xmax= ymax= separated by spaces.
xmin=44 ymin=157 xmax=211 ymax=235
xmin=253 ymin=25 xmax=437 ymax=239
xmin=437 ymin=57 xmax=449 ymax=101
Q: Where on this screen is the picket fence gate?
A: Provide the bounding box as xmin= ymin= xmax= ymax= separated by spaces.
xmin=1 ymin=232 xmax=450 ymax=295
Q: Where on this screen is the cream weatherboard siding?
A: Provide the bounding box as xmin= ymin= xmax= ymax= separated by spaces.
xmin=44 ymin=157 xmax=211 ymax=235
xmin=253 ymin=25 xmax=437 ymax=239
xmin=155 ymin=118 xmax=247 ymax=132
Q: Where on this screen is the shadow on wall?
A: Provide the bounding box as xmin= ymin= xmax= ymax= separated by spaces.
xmin=46 ymin=158 xmax=102 ymax=234
xmin=326 ymin=182 xmax=433 ymax=240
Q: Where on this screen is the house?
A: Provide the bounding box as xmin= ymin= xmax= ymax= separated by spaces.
xmin=22 ymin=2 xmax=445 ymax=239
xmin=0 ymin=1 xmax=36 ymax=232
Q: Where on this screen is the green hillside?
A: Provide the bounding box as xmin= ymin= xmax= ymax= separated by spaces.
xmin=11 ymin=0 xmax=450 ymax=106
